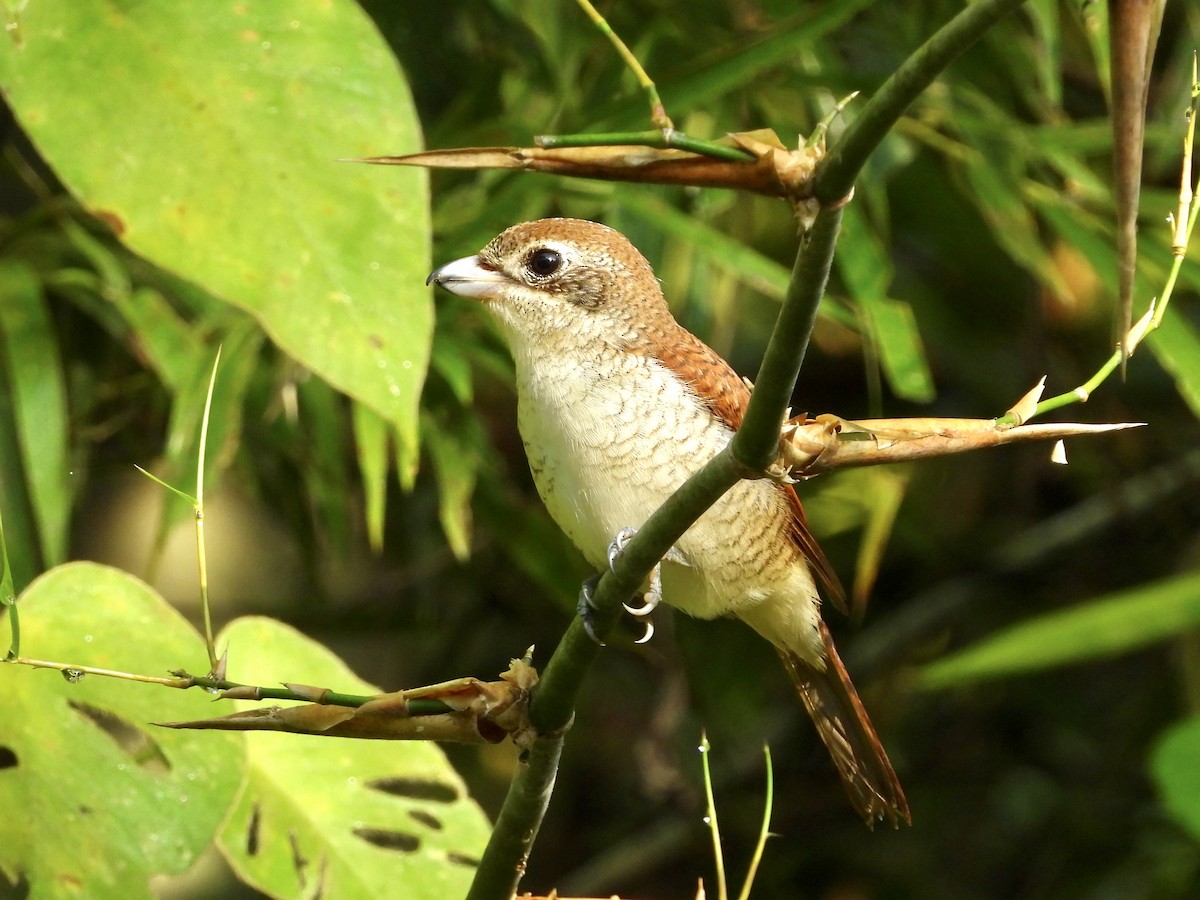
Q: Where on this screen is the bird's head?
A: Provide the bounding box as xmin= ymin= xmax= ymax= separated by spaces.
xmin=427 ymin=218 xmax=671 ymax=354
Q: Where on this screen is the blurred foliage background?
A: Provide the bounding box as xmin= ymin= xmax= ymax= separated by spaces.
xmin=2 ymin=0 xmax=1200 ymax=897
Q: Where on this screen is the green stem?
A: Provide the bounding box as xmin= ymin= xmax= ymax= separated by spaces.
xmin=465 ymin=735 xmax=565 ymax=900
xmin=530 ymin=449 xmax=743 ymax=733
xmin=575 ymin=0 xmax=673 ymax=128
xmin=536 ymin=129 xmax=755 ymax=162
xmin=735 ymin=745 xmax=774 ymax=900
xmin=700 ymin=733 xmax=728 ymax=900
xmin=733 ymin=205 xmax=843 ymax=470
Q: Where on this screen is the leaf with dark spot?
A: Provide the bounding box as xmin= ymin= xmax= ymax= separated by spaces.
xmin=352 ymin=827 xmax=420 ymax=853
xmin=366 ymin=776 xmax=459 ymax=803
xmin=245 ymin=803 xmax=261 ymax=857
xmin=68 ymin=700 xmax=170 ymax=775
xmin=407 ymin=809 xmax=443 ymax=831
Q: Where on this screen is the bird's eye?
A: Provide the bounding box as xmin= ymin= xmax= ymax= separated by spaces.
xmin=527 ymin=248 xmax=562 ymax=278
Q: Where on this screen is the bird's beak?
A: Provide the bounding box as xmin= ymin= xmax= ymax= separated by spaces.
xmin=426 ymin=255 xmax=510 ymax=300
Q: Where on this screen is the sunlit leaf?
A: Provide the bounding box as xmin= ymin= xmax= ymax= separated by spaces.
xmin=216 ymin=616 xmax=491 ymax=900
xmin=0 ymin=0 xmax=431 ymax=469
xmin=0 ymin=563 xmax=245 ymax=898
xmin=918 ymin=569 xmax=1200 ymax=689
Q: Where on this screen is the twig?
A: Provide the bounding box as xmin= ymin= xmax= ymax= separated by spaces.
xmin=997 ymin=67 xmax=1199 ymax=425
xmin=699 ymin=733 xmax=728 ymax=900
xmin=575 ymin=0 xmax=673 ymax=129
xmin=465 ymin=735 xmax=565 ymax=900
xmin=735 ymin=745 xmax=774 ymax=900
xmin=196 ymin=347 xmax=222 ymax=670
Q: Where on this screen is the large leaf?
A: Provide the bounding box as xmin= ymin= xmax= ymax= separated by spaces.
xmin=0 ymin=563 xmax=245 ymax=898
xmin=918 ymin=569 xmax=1200 ymax=689
xmin=0 ymin=0 xmax=431 ymax=467
xmin=216 ymin=616 xmax=492 ymax=900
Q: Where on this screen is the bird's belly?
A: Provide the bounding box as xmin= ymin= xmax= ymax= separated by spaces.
xmin=517 ymin=354 xmax=805 ymax=620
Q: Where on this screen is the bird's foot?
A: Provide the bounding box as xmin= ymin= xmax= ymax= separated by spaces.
xmin=577 ymin=567 xmax=654 ymax=647
xmin=607 ymin=527 xmax=690 ymax=643
xmin=577 ymin=573 xmax=606 ymax=646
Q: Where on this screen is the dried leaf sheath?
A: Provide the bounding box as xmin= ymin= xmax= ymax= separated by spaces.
xmin=357 ymin=129 xmax=824 ymax=201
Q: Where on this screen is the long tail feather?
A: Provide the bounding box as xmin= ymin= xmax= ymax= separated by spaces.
xmin=779 ymin=622 xmax=910 ymax=828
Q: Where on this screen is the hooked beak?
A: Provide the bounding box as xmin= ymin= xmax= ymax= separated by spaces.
xmin=426 ymin=255 xmax=510 ymax=300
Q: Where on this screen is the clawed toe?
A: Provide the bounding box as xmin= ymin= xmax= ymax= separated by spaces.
xmin=577 ymin=573 xmax=605 ymax=646
xmin=623 ymin=561 xmax=663 ymax=617
xmin=606 ymin=526 xmax=638 ymax=571
xmin=580 ymin=526 xmax=679 ymax=645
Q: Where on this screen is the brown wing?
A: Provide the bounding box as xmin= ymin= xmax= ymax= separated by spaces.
xmin=649 ymin=325 xmax=848 ymax=614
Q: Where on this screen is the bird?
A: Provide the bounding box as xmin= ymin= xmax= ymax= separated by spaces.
xmin=428 ymin=217 xmax=910 ymax=828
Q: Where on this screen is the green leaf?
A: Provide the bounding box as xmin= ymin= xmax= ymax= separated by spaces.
xmin=858 ymin=296 xmax=936 ymax=404
xmin=0 ymin=362 xmax=38 ymax=591
xmin=0 ymin=261 xmax=71 ymax=566
xmin=423 ymin=413 xmax=482 ymax=562
xmin=954 ymin=138 xmax=1070 ymax=301
xmin=837 ymin=205 xmax=936 ymax=403
xmin=650 ymin=0 xmax=876 ymax=125
xmin=216 ymin=616 xmax=491 ymax=900
xmin=112 ymin=286 xmax=208 ymax=395
xmin=0 ymin=0 xmax=431 ymax=470
xmin=1151 ymin=715 xmax=1200 ymax=843
xmin=1149 ymin=307 xmax=1200 ymax=421
xmin=430 ymin=325 xmax=476 ymax=407
xmin=296 ymin=375 xmax=355 ymax=556
xmin=917 ymin=569 xmax=1200 ymax=690
xmin=0 ymin=562 xmax=245 ymax=898
xmin=353 ymin=402 xmax=390 ymax=553
xmin=1025 ymin=0 xmax=1063 ymax=108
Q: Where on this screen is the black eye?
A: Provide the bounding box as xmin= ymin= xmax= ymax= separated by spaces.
xmin=527 ymin=248 xmax=562 ymax=277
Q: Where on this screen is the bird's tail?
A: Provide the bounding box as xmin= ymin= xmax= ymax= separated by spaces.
xmin=778 ymin=622 xmax=910 ymax=828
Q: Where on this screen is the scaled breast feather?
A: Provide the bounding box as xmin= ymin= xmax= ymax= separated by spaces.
xmin=642 ymin=324 xmax=848 ymax=614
